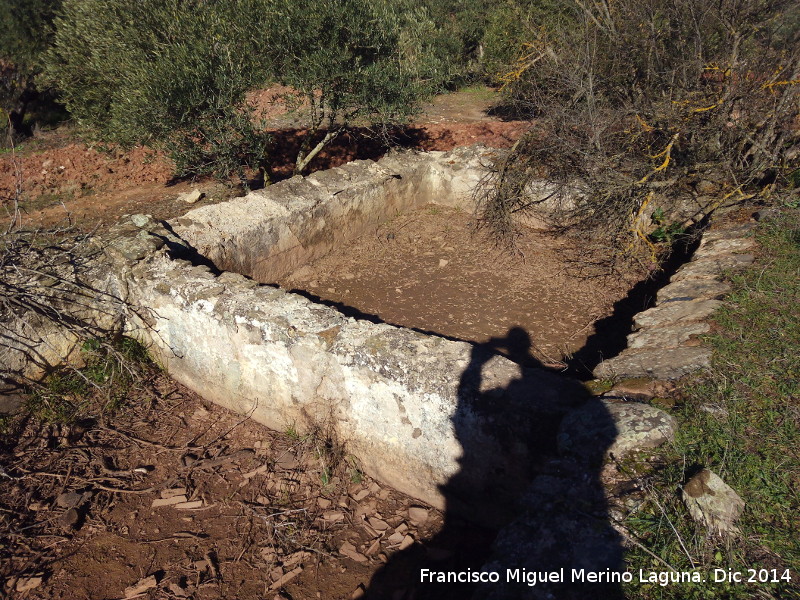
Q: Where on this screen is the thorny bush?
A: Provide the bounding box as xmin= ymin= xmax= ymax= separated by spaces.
xmin=477 ymin=0 xmax=800 ymax=265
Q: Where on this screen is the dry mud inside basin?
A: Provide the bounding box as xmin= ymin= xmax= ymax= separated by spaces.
xmin=276 ymin=204 xmax=645 ymax=366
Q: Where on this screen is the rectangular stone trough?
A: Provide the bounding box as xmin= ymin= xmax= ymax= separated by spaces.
xmin=109 ymin=148 xmax=584 ymax=526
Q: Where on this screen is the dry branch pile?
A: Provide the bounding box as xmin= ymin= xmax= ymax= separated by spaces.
xmin=478 ymin=0 xmax=800 ymax=265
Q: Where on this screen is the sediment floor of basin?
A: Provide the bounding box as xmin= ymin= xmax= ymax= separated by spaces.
xmin=280 ymin=205 xmax=646 ymax=365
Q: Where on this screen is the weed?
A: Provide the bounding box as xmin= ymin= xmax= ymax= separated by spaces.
xmin=648 ymin=206 xmax=686 ymax=244
xmin=426 ymin=205 xmax=443 ymax=216
xmin=348 ymin=458 xmax=364 ymax=485
xmin=23 ymin=336 xmax=152 ymax=426
xmin=320 ymin=465 xmax=331 ymax=487
xmin=284 ymin=423 xmax=301 ymax=441
xmin=0 ymin=414 xmax=16 ymax=436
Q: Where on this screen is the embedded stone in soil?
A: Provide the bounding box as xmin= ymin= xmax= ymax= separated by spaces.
xmin=279 ymin=205 xmax=645 ymax=365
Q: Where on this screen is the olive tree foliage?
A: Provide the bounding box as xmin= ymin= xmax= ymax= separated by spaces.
xmin=478 ymin=0 xmax=800 ymax=264
xmin=267 ymin=0 xmax=454 ymax=173
xmin=41 ymin=0 xmax=452 ymax=180
xmin=420 ymin=0 xmax=504 ymax=78
xmin=0 ymin=0 xmax=61 ymax=143
xmin=41 ymin=0 xmax=273 ymax=182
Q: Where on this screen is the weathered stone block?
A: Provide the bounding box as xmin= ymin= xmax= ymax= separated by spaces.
xmin=627 ymin=322 xmax=710 ymax=349
xmin=633 ymin=299 xmax=722 ymax=330
xmin=558 ymin=399 xmax=677 ymax=462
xmin=593 ymin=347 xmax=712 ymax=380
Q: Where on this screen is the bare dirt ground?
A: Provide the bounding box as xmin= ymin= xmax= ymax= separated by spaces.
xmin=1 ymin=367 xmax=492 ymax=600
xmin=0 ymin=87 xmax=527 ymax=230
xmin=281 ymin=205 xmax=646 ymax=367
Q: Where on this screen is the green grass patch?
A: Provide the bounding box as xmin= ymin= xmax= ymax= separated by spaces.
xmin=24 ymin=337 xmax=152 ymax=425
xmin=623 ymin=211 xmax=800 ymax=599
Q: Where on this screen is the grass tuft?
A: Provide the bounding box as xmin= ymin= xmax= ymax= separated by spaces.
xmin=23 ymin=336 xmax=152 ymax=425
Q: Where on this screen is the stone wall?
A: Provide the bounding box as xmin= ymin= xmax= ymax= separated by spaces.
xmin=593 ymin=223 xmax=757 ymax=380
xmin=4 ymin=146 xmax=755 ymax=535
xmin=171 ymin=147 xmax=489 ymax=283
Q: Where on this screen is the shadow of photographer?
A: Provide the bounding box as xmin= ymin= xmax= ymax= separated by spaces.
xmin=365 ymin=326 xmax=625 ymax=600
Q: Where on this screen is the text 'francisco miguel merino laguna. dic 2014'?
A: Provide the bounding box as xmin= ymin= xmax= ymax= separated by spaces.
xmin=418 ymin=568 xmax=794 ymax=588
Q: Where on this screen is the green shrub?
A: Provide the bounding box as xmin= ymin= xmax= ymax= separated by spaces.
xmin=42 ymin=0 xmax=273 ymax=181
xmin=0 ymin=0 xmax=62 ymax=141
xmin=42 ymin=0 xmax=456 ymax=180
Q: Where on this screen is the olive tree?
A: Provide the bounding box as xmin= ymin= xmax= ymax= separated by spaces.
xmin=266 ymin=0 xmax=453 ymax=174
xmin=42 ymin=0 xmax=273 ymax=182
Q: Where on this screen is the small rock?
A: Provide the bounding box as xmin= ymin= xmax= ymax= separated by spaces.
xmin=192 ymin=406 xmax=210 ymax=420
xmin=407 ymin=506 xmax=429 ymax=526
xmin=130 ymin=213 xmax=153 ymax=228
xmin=351 ymin=584 xmax=366 ymax=599
xmin=179 ymin=189 xmax=204 ymax=204
xmin=339 ymin=542 xmax=368 ymax=563
xmin=682 ymin=469 xmax=744 ymax=535
xmin=59 ymin=508 xmax=81 ymax=529
xmin=160 ymin=487 xmax=188 ymax=499
xmin=699 ymin=403 xmax=728 ymax=418
xmin=168 ymin=582 xmax=189 ymax=597
xmin=152 ymin=495 xmax=188 ymax=508
xmin=269 ymin=566 xmax=303 ymax=591
xmin=386 ymin=531 xmax=405 ymax=545
xmin=174 ymin=500 xmax=204 ymax=510
xmin=124 ymin=575 xmax=158 ymax=598
xmin=16 ymin=576 xmax=43 ymax=592
xmin=261 ymin=548 xmax=277 ymax=562
xmin=438 ymin=259 xmax=449 ymax=268
xmin=367 ymin=517 xmax=389 ymax=531
xmin=275 ymin=452 xmax=300 ymax=470
xmin=398 ymin=534 xmax=415 ymax=551
xmin=365 ymin=539 xmax=381 ymax=556
xmin=55 ymin=491 xmax=84 ymax=509
xmin=351 ymin=489 xmax=370 ymax=502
